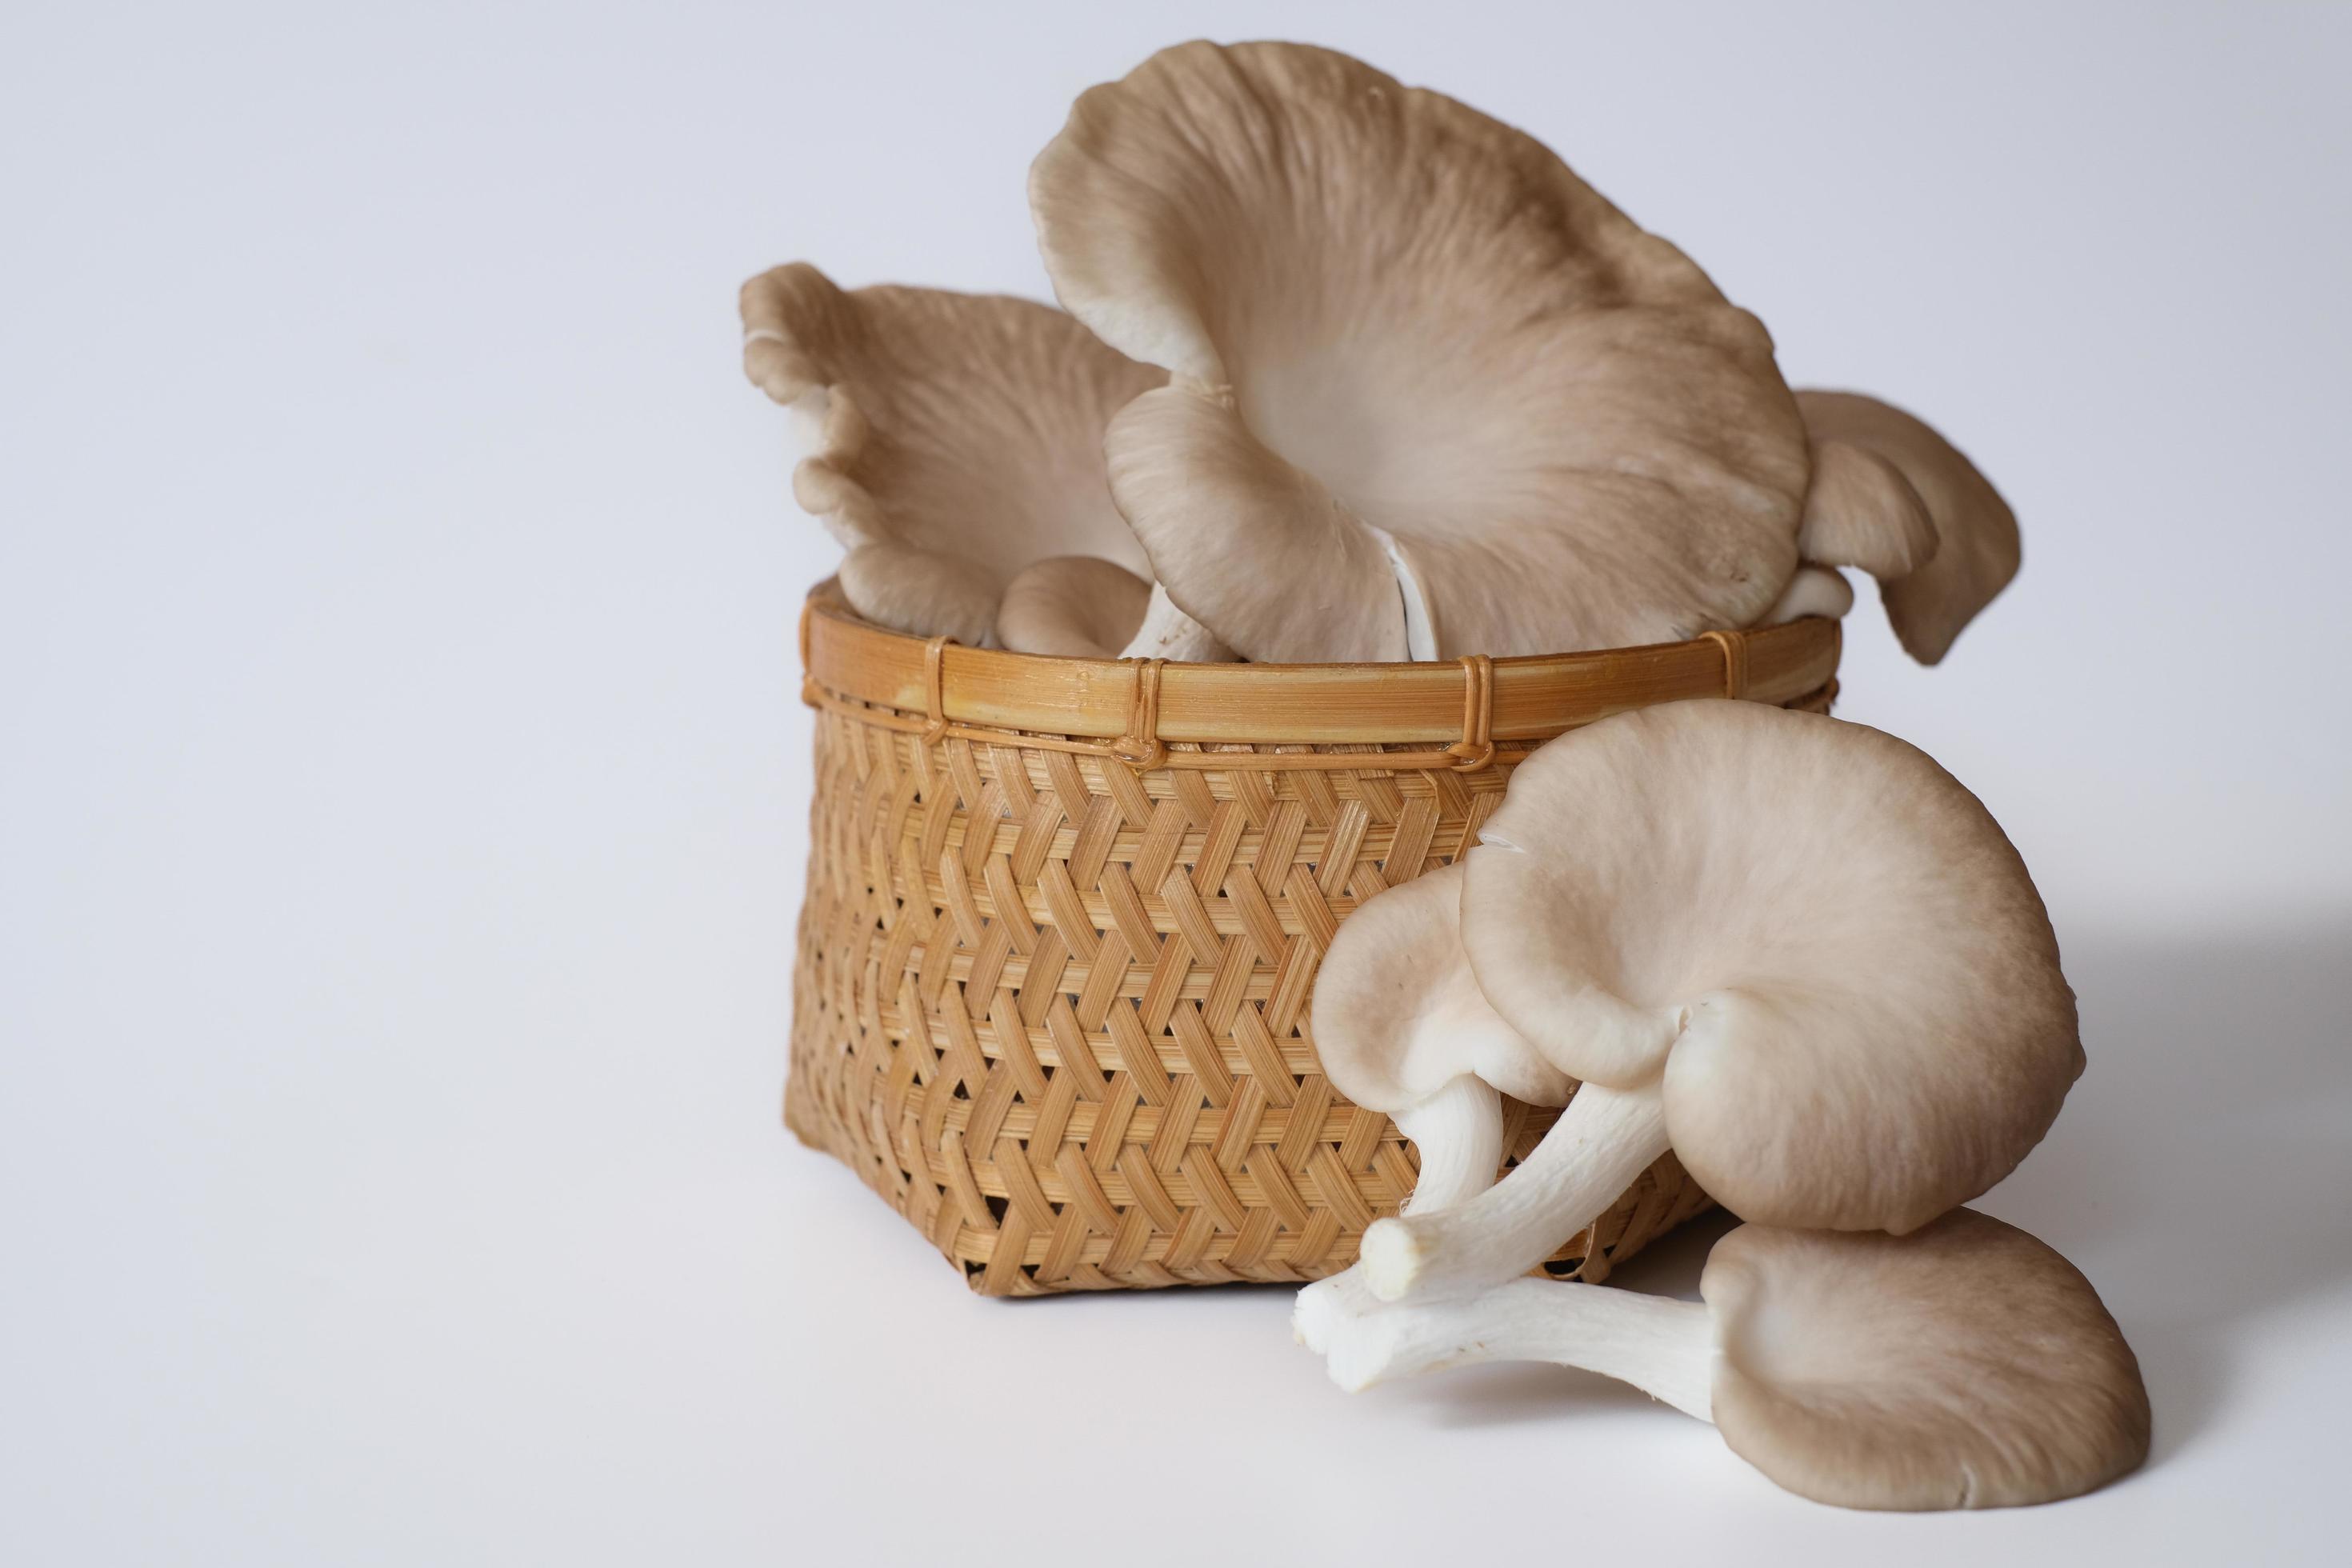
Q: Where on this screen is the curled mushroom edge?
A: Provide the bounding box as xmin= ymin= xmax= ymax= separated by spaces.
xmin=740 ymin=262 xmax=1167 ymax=647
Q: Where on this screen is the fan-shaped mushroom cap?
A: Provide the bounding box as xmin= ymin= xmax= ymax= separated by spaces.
xmin=1795 ymin=391 xmax=2021 ymax=664
xmin=1312 ymin=863 xmax=1571 ymax=1111
xmin=1707 ymin=1209 xmax=2151 ymax=1510
xmin=740 ymin=262 xmax=1164 ymax=644
xmin=1031 ymin=41 xmax=1811 ymax=662
xmin=1464 ymin=700 xmax=2080 ymax=1234
xmin=995 ymin=556 xmax=1154 ymax=658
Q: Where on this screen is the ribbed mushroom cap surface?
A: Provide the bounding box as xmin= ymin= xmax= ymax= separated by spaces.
xmin=1704 ymin=1210 xmax=2151 ymax=1510
xmin=1310 ymin=862 xmax=1571 ymax=1113
xmin=1030 ymin=40 xmax=1810 ymax=662
xmin=740 ymin=263 xmax=1162 ymax=644
xmin=1462 ymin=700 xmax=2080 ymax=1233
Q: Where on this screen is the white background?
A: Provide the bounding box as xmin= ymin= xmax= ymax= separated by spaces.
xmin=5 ymin=2 xmax=2348 ymax=1562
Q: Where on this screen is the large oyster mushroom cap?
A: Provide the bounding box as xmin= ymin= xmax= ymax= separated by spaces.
xmin=1795 ymin=390 xmax=2022 ymax=664
xmin=1463 ymin=699 xmax=2082 ymax=1234
xmin=1030 ymin=40 xmax=1812 ymax=662
xmin=1706 ymin=1210 xmax=2152 ymax=1510
xmin=739 ymin=262 xmax=1165 ymax=644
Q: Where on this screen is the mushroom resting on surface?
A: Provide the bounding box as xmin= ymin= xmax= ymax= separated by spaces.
xmin=1292 ymin=863 xmax=1572 ymax=1352
xmin=1326 ymin=1208 xmax=2151 ymax=1513
xmin=1350 ymin=700 xmax=2082 ymax=1314
xmin=1793 ymin=390 xmax=2021 ymax=663
xmin=1030 ymin=40 xmax=1813 ymax=663
xmin=739 ymin=262 xmax=1169 ymax=646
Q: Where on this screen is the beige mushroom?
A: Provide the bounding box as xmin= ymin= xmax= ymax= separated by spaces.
xmin=740 ymin=262 xmax=1164 ymax=645
xmin=995 ymin=557 xmax=1152 ymax=658
xmin=1794 ymin=390 xmax=2021 ymax=663
xmin=1030 ymin=41 xmax=1812 ymax=662
xmin=1292 ymin=863 xmax=1573 ymax=1351
xmin=996 ymin=558 xmax=1237 ymax=661
xmin=1325 ymin=1208 xmax=2151 ymax=1512
xmin=1353 ymin=700 xmax=2081 ymax=1310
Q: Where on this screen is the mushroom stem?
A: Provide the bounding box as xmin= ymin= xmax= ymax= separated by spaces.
xmin=1359 ymin=1081 xmax=1669 ymax=1302
xmin=1392 ymin=1074 xmax=1507 ymax=1212
xmin=1326 ymin=1277 xmax=1715 ymax=1415
xmin=1294 ymin=1075 xmax=1503 ymax=1351
xmin=1119 ymin=582 xmax=1236 ymax=661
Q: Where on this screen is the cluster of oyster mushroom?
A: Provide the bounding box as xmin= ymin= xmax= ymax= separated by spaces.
xmin=742 ymin=40 xmax=2018 ymax=665
xmin=747 ymin=39 xmax=2137 ymax=1509
xmin=1300 ymin=701 xmax=2150 ymax=1511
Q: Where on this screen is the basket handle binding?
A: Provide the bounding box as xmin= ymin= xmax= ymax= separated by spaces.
xmin=1698 ymin=628 xmax=1751 ymax=700
xmin=1110 ymin=658 xmax=1169 ymax=769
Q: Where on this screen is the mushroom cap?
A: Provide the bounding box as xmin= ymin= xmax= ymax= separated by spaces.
xmin=1704 ymin=1209 xmax=2151 ymax=1510
xmin=994 ymin=555 xmax=1154 ymax=658
xmin=1462 ymin=700 xmax=2080 ymax=1233
xmin=1310 ymin=862 xmax=1572 ymax=1112
xmin=740 ymin=262 xmax=1164 ymax=643
xmin=1030 ymin=41 xmax=1810 ymax=661
xmin=1795 ymin=391 xmax=2021 ymax=664
xmin=1795 ymin=437 xmax=1939 ymax=581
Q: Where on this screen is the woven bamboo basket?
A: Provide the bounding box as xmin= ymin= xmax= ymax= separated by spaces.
xmin=786 ymin=582 xmax=1842 ymax=1296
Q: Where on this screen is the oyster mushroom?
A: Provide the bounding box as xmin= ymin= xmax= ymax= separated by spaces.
xmin=1290 ymin=862 xmax=1572 ymax=1353
xmin=995 ymin=557 xmax=1153 ymax=658
xmin=1354 ymin=699 xmax=2081 ymax=1307
xmin=1326 ymin=1209 xmax=2151 ymax=1512
xmin=1793 ymin=390 xmax=2021 ymax=663
xmin=739 ymin=262 xmax=1164 ymax=646
xmin=996 ymin=558 xmax=1237 ymax=661
xmin=1030 ymin=41 xmax=1812 ymax=662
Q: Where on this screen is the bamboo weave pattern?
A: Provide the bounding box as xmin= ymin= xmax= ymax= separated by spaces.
xmin=784 ymin=683 xmax=1827 ymax=1295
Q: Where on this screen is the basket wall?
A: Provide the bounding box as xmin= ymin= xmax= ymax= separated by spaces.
xmin=784 ymin=706 xmax=1722 ymax=1296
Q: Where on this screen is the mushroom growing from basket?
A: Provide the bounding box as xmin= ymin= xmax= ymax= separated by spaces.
xmin=1350 ymin=699 xmax=2082 ymax=1312
xmin=741 ymin=262 xmax=1198 ymax=648
xmin=1326 ymin=1209 xmax=2151 ymax=1512
xmin=995 ymin=558 xmax=1236 ymax=661
xmin=1791 ymin=390 xmax=2021 ymax=662
xmin=1290 ymin=863 xmax=1573 ymax=1352
xmin=1030 ymin=41 xmax=1813 ymax=662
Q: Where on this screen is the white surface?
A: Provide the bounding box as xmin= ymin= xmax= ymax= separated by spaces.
xmin=4 ymin=2 xmax=2348 ymax=1562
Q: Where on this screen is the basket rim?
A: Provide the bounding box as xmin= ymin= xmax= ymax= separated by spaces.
xmin=800 ymin=580 xmax=1839 ymax=748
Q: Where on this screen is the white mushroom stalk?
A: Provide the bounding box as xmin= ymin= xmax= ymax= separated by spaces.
xmin=1293 ymin=862 xmax=1569 ymax=1352
xmin=739 ymin=262 xmax=1166 ymax=646
xmin=1331 ymin=1210 xmax=2153 ymax=1514
xmin=1790 ymin=390 xmax=2022 ymax=662
xmin=1293 ymin=1075 xmax=1504 ymax=1353
xmin=1752 ymin=563 xmax=1854 ymax=627
xmin=1354 ymin=700 xmax=2082 ymax=1310
xmin=1030 ymin=41 xmax=1813 ymax=662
